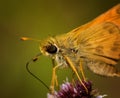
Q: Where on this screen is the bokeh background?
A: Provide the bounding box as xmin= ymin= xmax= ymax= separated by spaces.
xmin=1 ymin=0 xmax=120 ymax=98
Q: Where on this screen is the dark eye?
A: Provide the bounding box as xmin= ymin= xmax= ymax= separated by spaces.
xmin=46 ymin=44 xmax=57 ymax=54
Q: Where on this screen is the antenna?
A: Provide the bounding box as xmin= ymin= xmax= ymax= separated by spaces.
xmin=26 ymin=53 xmax=50 ymax=91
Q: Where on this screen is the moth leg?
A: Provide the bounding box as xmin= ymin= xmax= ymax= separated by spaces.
xmin=50 ymin=65 xmax=60 ymax=93
xmin=79 ymin=60 xmax=86 ymax=81
xmin=51 ymin=59 xmax=59 ymax=86
xmin=72 ymin=72 xmax=75 ymax=83
xmin=64 ymin=56 xmax=88 ymax=93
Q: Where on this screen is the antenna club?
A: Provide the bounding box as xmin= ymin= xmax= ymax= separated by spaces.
xmin=20 ymin=37 xmax=29 ymax=41
xmin=20 ymin=37 xmax=41 ymax=42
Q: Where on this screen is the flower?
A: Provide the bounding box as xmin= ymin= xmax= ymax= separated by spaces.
xmin=47 ymin=80 xmax=107 ymax=98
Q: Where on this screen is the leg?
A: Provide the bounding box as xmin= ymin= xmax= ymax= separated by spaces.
xmin=50 ymin=65 xmax=60 ymax=93
xmin=51 ymin=59 xmax=59 ymax=87
xmin=79 ymin=60 xmax=86 ymax=81
xmin=64 ymin=56 xmax=88 ymax=93
xmin=71 ymin=72 xmax=75 ymax=84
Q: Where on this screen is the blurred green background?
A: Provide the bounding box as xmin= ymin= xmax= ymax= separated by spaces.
xmin=1 ymin=0 xmax=120 ymax=98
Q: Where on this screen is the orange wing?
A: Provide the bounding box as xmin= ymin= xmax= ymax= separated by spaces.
xmin=68 ymin=4 xmax=120 ymax=77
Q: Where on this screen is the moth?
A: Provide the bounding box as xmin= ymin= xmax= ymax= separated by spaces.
xmin=22 ymin=4 xmax=120 ymax=93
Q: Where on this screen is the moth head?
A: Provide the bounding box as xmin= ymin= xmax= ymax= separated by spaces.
xmin=40 ymin=37 xmax=59 ymax=57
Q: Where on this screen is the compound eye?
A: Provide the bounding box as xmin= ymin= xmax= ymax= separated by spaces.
xmin=46 ymin=44 xmax=57 ymax=54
